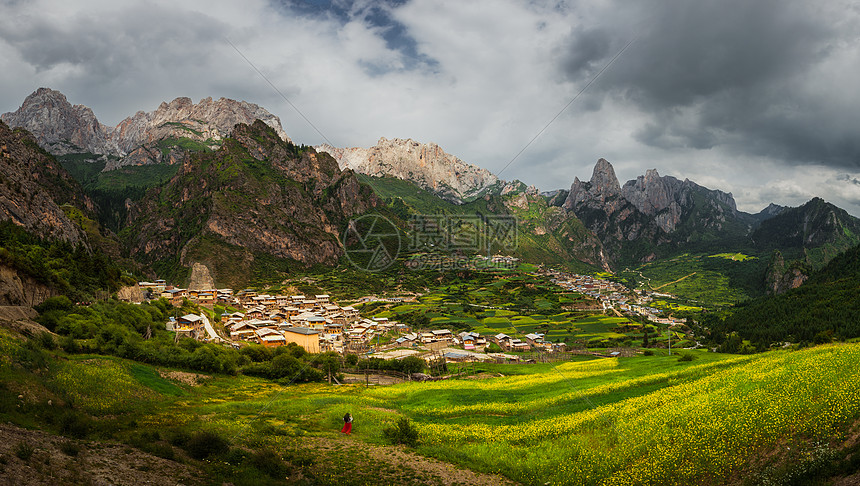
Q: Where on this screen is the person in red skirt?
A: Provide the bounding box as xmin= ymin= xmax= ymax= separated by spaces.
xmin=341 ymin=412 xmax=353 ymax=434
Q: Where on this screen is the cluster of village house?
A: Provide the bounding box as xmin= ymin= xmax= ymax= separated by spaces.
xmin=546 ymin=271 xmax=686 ymax=327
xmin=140 ymin=268 xmax=677 ymax=358
xmin=139 ymin=279 xmax=572 ymax=357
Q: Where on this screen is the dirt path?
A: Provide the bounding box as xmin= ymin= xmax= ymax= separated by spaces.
xmin=305 ymin=435 xmax=520 ymax=486
xmin=652 ymin=272 xmax=696 ymax=290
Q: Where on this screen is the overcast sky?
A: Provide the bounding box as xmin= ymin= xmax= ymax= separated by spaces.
xmin=2 ymin=0 xmax=859 ymax=215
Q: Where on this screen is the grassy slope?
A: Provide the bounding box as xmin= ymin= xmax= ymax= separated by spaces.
xmin=3 ymin=322 xmax=859 ymax=485
xmin=268 ymin=345 xmax=860 ymax=485
xmin=357 ymin=174 xmax=600 ymax=272
xmin=619 ymin=252 xmax=768 ymax=307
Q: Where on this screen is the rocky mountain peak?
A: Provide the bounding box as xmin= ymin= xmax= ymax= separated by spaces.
xmin=561 ymin=157 xmax=753 ymax=265
xmin=563 ymin=158 xmax=623 ymax=212
xmin=590 ymin=158 xmax=622 ymax=197
xmin=316 ymin=137 xmax=499 ymax=203
xmin=110 ymin=95 xmax=291 ymax=158
xmin=1 ymin=87 xmax=113 ymax=155
xmin=621 ymin=168 xmax=671 ymax=216
xmin=3 ymin=88 xmax=291 ymax=170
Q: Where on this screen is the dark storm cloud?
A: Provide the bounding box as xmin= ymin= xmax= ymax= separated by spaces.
xmin=560 ymin=0 xmax=860 ymax=168
xmin=0 ymin=3 xmax=263 ymax=124
xmin=837 ymin=174 xmax=860 ymax=186
xmin=559 ymin=27 xmax=612 ymax=77
xmin=1 ymin=5 xmax=225 ymax=73
xmin=277 ymin=0 xmax=437 ymax=74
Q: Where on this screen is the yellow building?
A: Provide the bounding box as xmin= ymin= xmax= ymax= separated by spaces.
xmin=283 ymin=327 xmax=321 ymax=353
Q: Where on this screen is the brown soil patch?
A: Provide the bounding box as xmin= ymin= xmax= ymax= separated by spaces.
xmin=0 ymin=423 xmax=202 ymax=485
xmin=158 ymin=370 xmax=211 ymax=386
xmin=305 ymin=435 xmax=519 ymax=486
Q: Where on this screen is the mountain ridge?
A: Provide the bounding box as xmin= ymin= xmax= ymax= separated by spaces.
xmin=1 ymin=88 xmax=291 ymax=170
xmin=125 ymin=120 xmax=380 ymax=287
xmin=317 ymin=137 xmax=500 ymax=203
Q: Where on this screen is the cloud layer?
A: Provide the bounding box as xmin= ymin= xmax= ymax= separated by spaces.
xmin=1 ymin=0 xmax=859 ymax=215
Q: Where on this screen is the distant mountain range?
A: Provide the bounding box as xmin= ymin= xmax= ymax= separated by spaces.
xmin=1 ymin=88 xmax=289 ymax=168
xmin=2 ymin=87 xmax=859 ymax=293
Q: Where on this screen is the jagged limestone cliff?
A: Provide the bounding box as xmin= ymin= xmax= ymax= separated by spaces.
xmin=317 ymin=138 xmax=499 ymax=203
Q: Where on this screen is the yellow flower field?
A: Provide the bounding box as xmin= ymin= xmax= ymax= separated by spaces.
xmin=386 ymin=344 xmax=860 ymax=485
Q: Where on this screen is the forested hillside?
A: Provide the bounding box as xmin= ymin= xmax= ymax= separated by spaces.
xmin=703 ymin=243 xmax=860 ymax=351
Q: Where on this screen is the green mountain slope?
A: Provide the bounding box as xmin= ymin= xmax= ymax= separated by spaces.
xmin=357 ymin=175 xmax=607 ymax=271
xmin=124 ymin=121 xmax=380 ymax=287
xmin=704 ymin=243 xmax=860 ymax=350
xmin=752 ymin=197 xmax=860 ymax=267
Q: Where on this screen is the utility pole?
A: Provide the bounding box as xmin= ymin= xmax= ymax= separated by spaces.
xmin=668 ymin=324 xmax=671 ymax=355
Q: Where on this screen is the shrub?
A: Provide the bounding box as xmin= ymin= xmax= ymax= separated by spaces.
xmin=34 ymin=295 xmax=74 ymax=314
xmin=398 ymin=356 xmax=425 ymax=374
xmin=485 ymin=343 xmax=502 ymax=353
xmin=58 ymin=410 xmax=91 ymax=438
xmin=168 ymin=430 xmax=190 ymax=447
xmin=184 ymin=430 xmax=229 ymax=460
xmin=248 ymin=448 xmax=288 ymax=478
xmin=643 ymin=349 xmax=654 ymax=356
xmin=36 ymin=332 xmax=56 ymax=350
xmin=59 ymin=441 xmax=81 ymax=456
xmin=383 ymin=417 xmax=419 ymax=447
xmin=677 ymin=353 xmax=695 ymax=362
xmin=14 ymin=442 xmax=35 ymax=461
xmin=59 ymin=335 xmax=81 ymax=353
xmin=224 ymin=448 xmax=248 ymax=466
xmin=148 ymin=443 xmax=175 ymax=460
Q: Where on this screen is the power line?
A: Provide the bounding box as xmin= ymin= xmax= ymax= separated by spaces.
xmin=225 ymin=37 xmax=335 ymax=147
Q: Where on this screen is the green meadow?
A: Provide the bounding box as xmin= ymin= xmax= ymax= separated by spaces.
xmin=620 ymin=252 xmax=767 ymax=307
xmin=4 ymin=322 xmax=859 ymax=485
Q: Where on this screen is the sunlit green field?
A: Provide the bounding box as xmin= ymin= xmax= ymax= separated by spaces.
xmin=621 ymin=252 xmax=767 ymax=306
xmin=144 ymin=344 xmax=860 ymax=485
xmin=4 ymin=322 xmax=859 ymax=485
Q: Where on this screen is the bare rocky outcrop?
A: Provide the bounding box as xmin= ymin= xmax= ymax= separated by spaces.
xmin=765 ymin=251 xmax=809 ymax=294
xmin=0 ymin=264 xmax=56 ymax=307
xmin=116 ymin=285 xmax=145 ymax=303
xmin=0 ymin=120 xmax=90 ymax=246
xmin=564 ymin=158 xmax=625 ymax=214
xmin=563 ymin=158 xmax=747 ymax=265
xmin=1 ymin=88 xmax=291 ymax=170
xmin=317 ymin=138 xmax=499 ymax=203
xmin=188 ymin=262 xmax=216 ymax=290
xmin=0 ymin=88 xmax=113 ymax=155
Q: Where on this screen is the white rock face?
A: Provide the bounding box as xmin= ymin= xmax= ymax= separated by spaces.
xmin=317 ymin=137 xmax=499 ymax=203
xmin=110 ymin=96 xmax=291 ymax=155
xmin=0 ymin=88 xmax=114 ymax=155
xmin=2 ymin=88 xmax=291 ymax=169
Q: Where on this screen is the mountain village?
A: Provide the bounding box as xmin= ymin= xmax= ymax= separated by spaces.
xmin=136 ymin=268 xmax=688 ymax=364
